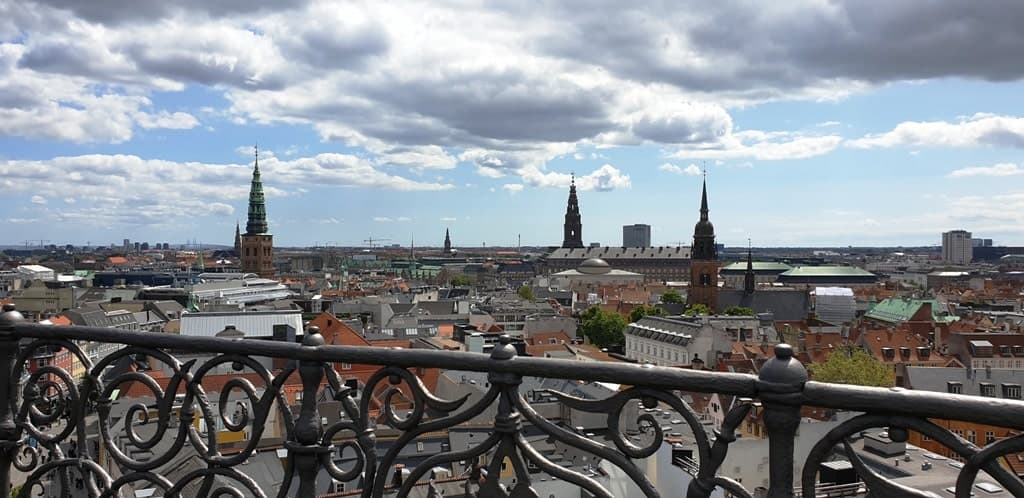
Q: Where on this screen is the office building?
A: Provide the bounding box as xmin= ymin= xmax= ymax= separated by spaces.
xmin=942 ymin=230 xmax=972 ymax=264
xmin=622 ymin=224 xmax=651 ymax=247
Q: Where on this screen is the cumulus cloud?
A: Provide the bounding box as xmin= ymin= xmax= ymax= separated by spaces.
xmin=501 ymin=184 xmax=525 ymax=194
xmin=518 ymin=164 xmax=631 ymax=191
xmin=659 ymin=163 xmax=702 ymax=176
xmin=948 ymin=163 xmax=1024 ymax=178
xmin=0 ymin=153 xmax=451 ymax=227
xmin=850 ymin=114 xmax=1024 ymax=149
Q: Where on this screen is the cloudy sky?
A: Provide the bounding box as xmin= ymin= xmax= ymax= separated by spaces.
xmin=3 ymin=0 xmax=1024 ymax=249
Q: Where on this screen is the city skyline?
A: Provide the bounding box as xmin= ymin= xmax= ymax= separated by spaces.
xmin=3 ymin=2 xmax=1024 ymax=247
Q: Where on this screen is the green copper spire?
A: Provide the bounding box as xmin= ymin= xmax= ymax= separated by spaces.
xmin=246 ymin=144 xmax=269 ymax=235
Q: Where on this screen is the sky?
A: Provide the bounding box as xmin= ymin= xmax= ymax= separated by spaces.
xmin=2 ymin=1 xmax=1024 ymax=249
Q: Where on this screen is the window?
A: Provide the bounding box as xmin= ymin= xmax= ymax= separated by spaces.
xmin=947 ymin=382 xmax=962 ymax=394
xmin=980 ymin=383 xmax=996 ymax=397
xmin=967 ymin=430 xmax=976 ymax=444
xmin=341 ymin=363 xmax=352 ymax=370
xmin=295 ymin=391 xmax=303 ymax=402
xmin=1003 ymin=384 xmax=1021 ymax=400
xmin=985 ymin=431 xmax=996 ymax=444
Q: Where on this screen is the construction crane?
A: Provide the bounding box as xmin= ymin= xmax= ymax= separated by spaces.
xmin=22 ymin=240 xmax=50 ymax=249
xmin=363 ymin=237 xmax=392 ymax=249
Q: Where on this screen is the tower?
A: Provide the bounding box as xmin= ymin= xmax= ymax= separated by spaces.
xmin=561 ymin=174 xmax=583 ymax=249
xmin=233 ymin=221 xmax=241 ymax=255
xmin=687 ymin=174 xmax=719 ymax=310
xmin=443 ymin=228 xmax=452 ymax=254
xmin=240 ymin=145 xmax=275 ymax=278
xmin=744 ymin=241 xmax=755 ymax=295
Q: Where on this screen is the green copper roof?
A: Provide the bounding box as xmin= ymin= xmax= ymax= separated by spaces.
xmin=780 ymin=266 xmax=875 ymax=277
xmin=721 ymin=261 xmax=793 ymax=272
xmin=864 ymin=298 xmax=959 ymax=324
xmin=245 ymin=149 xmax=269 ymax=235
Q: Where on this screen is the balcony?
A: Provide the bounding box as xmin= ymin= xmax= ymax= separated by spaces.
xmin=1 ymin=303 xmax=1022 ymax=498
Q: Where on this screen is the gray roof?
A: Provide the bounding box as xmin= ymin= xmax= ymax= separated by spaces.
xmin=717 ymin=289 xmax=811 ymax=321
xmin=906 ymin=366 xmax=1024 ymax=398
xmin=546 ymin=246 xmax=691 ymax=260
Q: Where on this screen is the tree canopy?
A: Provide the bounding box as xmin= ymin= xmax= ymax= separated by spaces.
xmin=449 ymin=274 xmax=473 ymax=286
xmin=518 ymin=285 xmax=535 ymax=301
xmin=661 ymin=289 xmax=684 ymax=304
xmin=810 ymin=347 xmax=895 ymax=388
xmin=629 ymin=304 xmax=666 ymax=323
xmin=723 ymin=306 xmax=755 ymax=316
xmin=683 ymin=303 xmax=712 ymax=316
xmin=578 ymin=306 xmax=627 ymax=349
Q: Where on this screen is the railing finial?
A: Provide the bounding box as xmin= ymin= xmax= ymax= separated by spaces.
xmin=0 ymin=304 xmax=22 ymax=497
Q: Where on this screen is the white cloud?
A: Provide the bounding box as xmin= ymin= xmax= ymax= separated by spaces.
xmin=0 ymin=153 xmax=451 ymax=228
xmin=850 ymin=114 xmax=1024 ymax=149
xmin=660 ymin=163 xmax=702 ymax=176
xmin=440 ymin=216 xmax=457 ymax=222
xmin=948 ymin=163 xmax=1024 ymax=178
xmin=516 ymin=164 xmax=631 ymax=191
xmin=135 ymin=111 xmax=199 ymax=130
xmin=671 ymin=131 xmax=842 ymax=161
xmin=502 ymin=183 xmax=524 ymax=194
xmin=30 ymin=195 xmax=47 ymax=205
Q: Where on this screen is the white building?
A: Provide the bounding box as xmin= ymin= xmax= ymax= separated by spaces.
xmin=624 ymin=315 xmax=774 ymax=367
xmin=814 ymin=287 xmax=855 ymax=325
xmin=180 ymin=310 xmax=304 ymax=338
xmin=16 ymin=264 xmax=55 ymax=281
xmin=942 ymin=230 xmax=972 ymax=264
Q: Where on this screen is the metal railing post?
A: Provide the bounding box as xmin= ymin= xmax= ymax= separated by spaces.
xmin=0 ymin=304 xmax=25 ymax=498
xmin=292 ymin=326 xmax=326 ymax=498
xmin=758 ymin=344 xmax=807 ymax=498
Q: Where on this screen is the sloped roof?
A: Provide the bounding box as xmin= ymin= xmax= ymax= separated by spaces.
xmin=864 ymin=298 xmax=959 ymax=324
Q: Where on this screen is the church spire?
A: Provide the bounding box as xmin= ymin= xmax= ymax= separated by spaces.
xmin=561 ymin=173 xmax=583 ymax=248
xmin=744 ymin=239 xmax=755 ymax=295
xmin=234 ymin=221 xmax=241 ymax=255
xmin=700 ymin=171 xmax=710 ymax=222
xmin=444 ymin=228 xmax=452 ymax=254
xmin=246 ymin=144 xmax=269 ymax=235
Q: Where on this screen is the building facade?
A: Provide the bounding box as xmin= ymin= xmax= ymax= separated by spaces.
xmin=942 ymin=229 xmax=973 ymax=264
xmin=622 ymin=224 xmax=651 ymax=247
xmin=240 ymin=148 xmax=275 ymax=279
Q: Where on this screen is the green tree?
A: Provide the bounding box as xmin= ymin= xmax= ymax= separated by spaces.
xmin=449 ymin=274 xmax=473 ymax=286
xmin=578 ymin=306 xmax=627 ymax=349
xmin=661 ymin=289 xmax=684 ymax=304
xmin=810 ymin=347 xmax=895 ymax=387
xmin=684 ymin=303 xmax=712 ymax=316
xmin=518 ymin=285 xmax=535 ymax=301
xmin=629 ymin=304 xmax=666 ymax=323
xmin=723 ymin=306 xmax=755 ymax=316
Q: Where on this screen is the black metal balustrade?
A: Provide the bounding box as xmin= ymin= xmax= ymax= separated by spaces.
xmin=1 ymin=302 xmax=1023 ymax=498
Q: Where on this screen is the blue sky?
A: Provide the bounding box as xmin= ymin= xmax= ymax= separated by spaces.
xmin=2 ymin=1 xmax=1024 ymax=248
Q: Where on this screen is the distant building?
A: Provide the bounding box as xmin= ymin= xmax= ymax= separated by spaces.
xmin=443 ymin=228 xmax=453 ymax=254
xmin=622 ymin=224 xmax=651 ymax=247
xmin=542 ymin=246 xmax=690 ymax=282
xmin=942 ymin=229 xmax=972 ymax=264
xmin=549 ymin=258 xmax=645 ymax=291
xmin=814 ymin=287 xmax=855 ymax=325
xmin=777 ymin=266 xmax=878 ymax=288
xmin=720 ymin=261 xmax=792 ymax=288
xmin=561 ymin=175 xmax=583 ymax=248
xmin=240 ymin=147 xmax=275 ymax=278
xmin=688 ymin=176 xmax=718 ymax=310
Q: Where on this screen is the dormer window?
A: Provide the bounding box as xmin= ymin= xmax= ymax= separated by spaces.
xmin=947 ymin=382 xmax=962 ymax=394
xmin=980 ymin=383 xmax=996 ymax=397
xmin=1003 ymin=384 xmax=1021 ymax=400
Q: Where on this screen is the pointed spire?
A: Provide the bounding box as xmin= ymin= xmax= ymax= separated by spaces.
xmin=744 ymin=238 xmax=755 ymax=295
xmin=443 ymin=228 xmax=452 ymax=254
xmin=699 ymin=175 xmax=709 ymax=221
xmin=562 ymin=172 xmax=583 ymax=248
xmin=246 ymin=144 xmax=269 ymax=235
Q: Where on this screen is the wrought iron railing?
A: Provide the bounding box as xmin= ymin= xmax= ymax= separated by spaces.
xmin=1 ymin=303 xmax=1023 ymax=498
